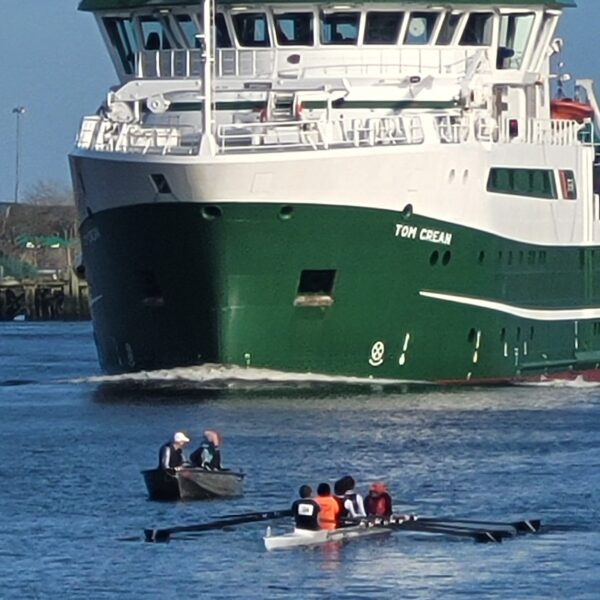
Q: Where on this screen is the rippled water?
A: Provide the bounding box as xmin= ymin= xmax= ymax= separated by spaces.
xmin=1 ymin=322 xmax=599 ymax=599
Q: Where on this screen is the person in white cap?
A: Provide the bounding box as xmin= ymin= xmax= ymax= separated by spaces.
xmin=158 ymin=431 xmax=190 ymax=470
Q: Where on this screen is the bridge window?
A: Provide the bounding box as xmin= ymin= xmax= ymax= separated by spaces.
xmin=364 ymin=12 xmax=404 ymax=45
xmin=487 ymin=168 xmax=557 ymax=199
xmin=321 ymin=12 xmax=360 ymax=45
xmin=404 ymin=12 xmax=439 ymax=45
xmin=274 ymin=13 xmax=313 ymax=46
xmin=498 ymin=13 xmax=535 ymax=69
xmin=436 ymin=13 xmax=462 ymax=45
xmin=104 ymin=17 xmax=138 ymax=74
xmin=175 ymin=15 xmax=200 ymax=48
xmin=140 ymin=17 xmax=173 ymax=50
xmin=232 ymin=13 xmax=270 ymax=47
xmin=460 ymin=12 xmax=494 ymax=46
xmin=216 ymin=13 xmax=232 ymax=48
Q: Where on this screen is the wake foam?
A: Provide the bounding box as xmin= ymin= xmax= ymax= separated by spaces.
xmin=515 ymin=375 xmax=600 ymax=389
xmin=73 ymin=363 xmax=412 ymax=391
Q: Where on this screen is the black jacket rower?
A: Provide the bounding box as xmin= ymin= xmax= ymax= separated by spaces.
xmin=292 ymin=485 xmax=320 ymax=531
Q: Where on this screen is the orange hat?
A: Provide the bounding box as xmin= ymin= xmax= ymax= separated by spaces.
xmin=369 ymin=482 xmax=387 ymax=494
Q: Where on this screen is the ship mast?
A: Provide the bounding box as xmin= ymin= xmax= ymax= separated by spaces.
xmin=200 ymin=0 xmax=216 ymax=155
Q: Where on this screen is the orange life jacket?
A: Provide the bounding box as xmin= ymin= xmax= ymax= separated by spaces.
xmin=314 ymin=495 xmax=340 ymax=530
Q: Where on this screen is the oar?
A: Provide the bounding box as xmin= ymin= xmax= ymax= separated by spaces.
xmin=341 ymin=517 xmax=511 ymax=543
xmin=394 ymin=521 xmax=513 ymax=544
xmin=145 ymin=508 xmax=292 ymax=543
xmin=414 ymin=517 xmax=541 ymax=534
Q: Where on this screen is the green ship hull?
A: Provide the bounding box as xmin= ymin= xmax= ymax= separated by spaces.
xmin=80 ymin=200 xmax=600 ymax=382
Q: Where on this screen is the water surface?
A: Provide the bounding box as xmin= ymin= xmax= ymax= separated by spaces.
xmin=0 ymin=322 xmax=598 ymax=599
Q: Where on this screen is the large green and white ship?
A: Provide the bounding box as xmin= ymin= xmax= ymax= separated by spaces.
xmin=70 ymin=0 xmax=600 ymax=383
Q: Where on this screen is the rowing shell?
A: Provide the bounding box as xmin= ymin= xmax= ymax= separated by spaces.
xmin=264 ymin=524 xmax=391 ymax=551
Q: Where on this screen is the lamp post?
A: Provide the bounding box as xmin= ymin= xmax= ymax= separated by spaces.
xmin=12 ymin=106 xmax=26 ymax=204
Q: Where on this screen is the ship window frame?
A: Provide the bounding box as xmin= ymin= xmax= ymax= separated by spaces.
xmin=497 ymin=11 xmax=536 ymax=70
xmin=172 ymin=13 xmax=202 ymax=48
xmin=487 ymin=167 xmax=558 ymax=200
xmin=215 ymin=12 xmax=233 ymax=48
xmin=320 ymin=11 xmax=361 ymax=46
xmin=403 ymin=11 xmax=440 ymax=46
xmin=103 ymin=16 xmax=139 ymax=75
xmin=435 ymin=12 xmax=464 ymax=46
xmin=273 ymin=11 xmax=315 ymax=47
xmin=138 ymin=16 xmax=176 ymax=50
xmin=231 ymin=11 xmax=271 ymax=47
xmin=459 ymin=12 xmax=494 ymax=47
xmin=363 ymin=11 xmax=405 ymax=46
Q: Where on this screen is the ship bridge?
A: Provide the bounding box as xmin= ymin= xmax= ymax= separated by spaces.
xmin=75 ymin=0 xmax=592 ymax=157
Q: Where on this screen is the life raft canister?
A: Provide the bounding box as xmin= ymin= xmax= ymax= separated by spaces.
xmin=550 ymin=98 xmax=594 ymax=123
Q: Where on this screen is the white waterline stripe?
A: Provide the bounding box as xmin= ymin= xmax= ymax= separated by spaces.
xmin=420 ymin=291 xmax=600 ymax=321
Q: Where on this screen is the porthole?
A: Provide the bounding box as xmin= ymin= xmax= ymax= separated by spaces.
xmin=516 ymin=327 xmax=521 ymax=342
xmin=442 ymin=250 xmax=451 ymax=266
xmin=430 ymin=251 xmax=439 ymax=266
xmin=467 ymin=328 xmax=476 ymax=343
xmin=500 ymin=327 xmax=506 ymax=342
xmin=448 ymin=169 xmax=456 ymax=184
xmin=201 ymin=205 xmax=222 ymax=220
xmin=279 ymin=205 xmax=294 ymax=220
xmin=462 ymin=169 xmax=469 ymax=184
xmin=478 ymin=251 xmax=485 ymax=264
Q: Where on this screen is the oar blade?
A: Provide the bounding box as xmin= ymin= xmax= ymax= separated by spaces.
xmin=513 ymin=519 xmax=542 ymax=534
xmin=144 ymin=528 xmax=170 ymax=543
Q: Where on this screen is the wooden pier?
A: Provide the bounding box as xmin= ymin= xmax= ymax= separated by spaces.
xmin=0 ymin=276 xmax=89 ymax=321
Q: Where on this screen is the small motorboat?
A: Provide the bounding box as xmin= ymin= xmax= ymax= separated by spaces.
xmin=263 ymin=523 xmax=391 ymax=551
xmin=142 ymin=467 xmax=245 ymax=501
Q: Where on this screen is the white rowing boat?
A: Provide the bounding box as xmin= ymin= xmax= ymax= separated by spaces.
xmin=263 ymin=524 xmax=391 ymax=551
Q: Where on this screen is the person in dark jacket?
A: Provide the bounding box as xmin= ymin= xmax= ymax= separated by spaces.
xmin=158 ymin=431 xmax=190 ymax=470
xmin=364 ymin=482 xmax=393 ymax=517
xmin=190 ymin=430 xmax=223 ymax=470
xmin=291 ymin=485 xmax=320 ymax=531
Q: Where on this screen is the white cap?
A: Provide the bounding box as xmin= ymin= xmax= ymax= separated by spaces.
xmin=173 ymin=432 xmax=190 ymax=444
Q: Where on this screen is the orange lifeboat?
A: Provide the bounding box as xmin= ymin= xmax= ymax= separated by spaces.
xmin=551 ymin=98 xmax=594 ymax=122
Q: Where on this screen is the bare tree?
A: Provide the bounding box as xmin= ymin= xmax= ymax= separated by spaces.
xmin=23 ymin=180 xmax=74 ymax=206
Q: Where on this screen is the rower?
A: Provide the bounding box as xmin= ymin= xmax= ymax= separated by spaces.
xmin=190 ymin=429 xmax=222 ymax=470
xmin=314 ymin=482 xmax=341 ymax=530
xmin=158 ymin=431 xmax=190 ymax=470
xmin=340 ymin=476 xmax=366 ymax=519
xmin=291 ymin=485 xmax=320 ymax=531
xmin=364 ymin=482 xmax=393 ymax=518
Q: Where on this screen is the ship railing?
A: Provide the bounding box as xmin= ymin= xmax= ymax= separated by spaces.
xmin=134 ymin=47 xmax=489 ymax=80
xmin=76 ymin=116 xmax=202 ymax=155
xmin=434 ymin=115 xmax=470 ymax=144
xmin=514 ymin=118 xmax=594 ymax=146
xmin=432 ymin=115 xmax=500 ymax=144
xmin=216 ymin=114 xmax=424 ymax=153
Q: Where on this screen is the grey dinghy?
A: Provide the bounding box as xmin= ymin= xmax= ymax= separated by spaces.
xmin=142 ymin=467 xmax=245 ymax=500
xmin=264 ymin=524 xmax=391 ymax=550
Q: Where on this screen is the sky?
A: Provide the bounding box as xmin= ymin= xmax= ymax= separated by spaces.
xmin=1 ymin=0 xmax=599 ymax=202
